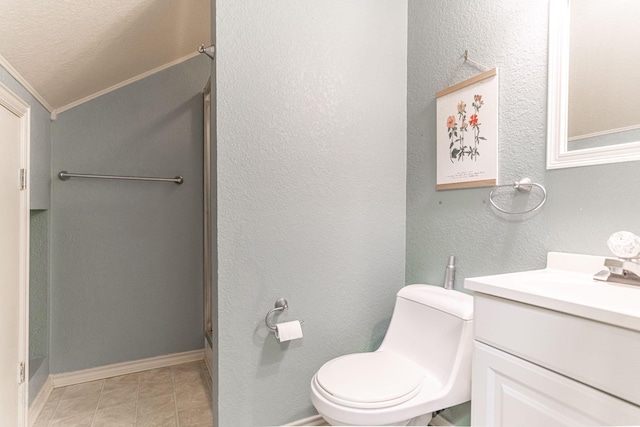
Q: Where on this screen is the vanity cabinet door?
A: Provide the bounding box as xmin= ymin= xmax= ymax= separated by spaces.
xmin=471 ymin=342 xmax=640 ymax=426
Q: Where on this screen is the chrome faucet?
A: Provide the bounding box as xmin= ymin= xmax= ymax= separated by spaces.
xmin=594 ymin=231 xmax=640 ymax=286
xmin=594 ymin=258 xmax=640 ymax=286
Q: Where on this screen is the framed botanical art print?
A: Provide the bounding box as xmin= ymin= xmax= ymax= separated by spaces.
xmin=436 ymin=68 xmax=498 ymax=190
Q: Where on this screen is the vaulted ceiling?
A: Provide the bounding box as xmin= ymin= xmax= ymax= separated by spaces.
xmin=0 ymin=0 xmax=210 ymax=114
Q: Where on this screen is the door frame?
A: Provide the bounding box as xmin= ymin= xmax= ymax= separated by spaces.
xmin=0 ymin=81 xmax=30 ymax=426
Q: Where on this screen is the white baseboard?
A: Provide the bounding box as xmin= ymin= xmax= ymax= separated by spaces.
xmin=28 ymin=375 xmax=54 ymax=427
xmin=51 ymin=349 xmax=204 ymax=388
xmin=284 ymin=414 xmax=328 ymax=426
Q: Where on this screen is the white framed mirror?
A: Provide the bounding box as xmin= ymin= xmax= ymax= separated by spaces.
xmin=547 ymin=0 xmax=640 ymax=169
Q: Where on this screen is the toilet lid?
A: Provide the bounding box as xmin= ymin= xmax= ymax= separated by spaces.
xmin=315 ymin=351 xmax=425 ymax=409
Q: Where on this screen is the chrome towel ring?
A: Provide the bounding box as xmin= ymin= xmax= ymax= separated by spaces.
xmin=489 ymin=177 xmax=547 ymax=215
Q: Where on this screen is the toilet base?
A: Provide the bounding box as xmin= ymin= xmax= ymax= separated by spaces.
xmin=322 ymin=412 xmax=433 ymax=426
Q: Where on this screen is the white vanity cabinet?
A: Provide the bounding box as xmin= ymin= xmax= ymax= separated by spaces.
xmin=465 ymin=253 xmax=640 ymax=426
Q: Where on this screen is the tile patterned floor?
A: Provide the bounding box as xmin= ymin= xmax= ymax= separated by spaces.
xmin=33 ymin=361 xmax=213 ymax=427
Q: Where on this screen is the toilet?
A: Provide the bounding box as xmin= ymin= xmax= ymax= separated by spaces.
xmin=310 ymin=284 xmax=474 ymax=426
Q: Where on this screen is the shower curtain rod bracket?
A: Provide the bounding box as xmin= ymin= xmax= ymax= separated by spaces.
xmin=198 ymin=44 xmax=216 ymax=60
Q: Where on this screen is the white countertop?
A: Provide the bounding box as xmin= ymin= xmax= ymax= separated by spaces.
xmin=464 ymin=252 xmax=640 ymax=332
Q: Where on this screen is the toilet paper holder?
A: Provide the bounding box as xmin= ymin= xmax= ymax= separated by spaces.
xmin=264 ymin=298 xmax=304 ymax=332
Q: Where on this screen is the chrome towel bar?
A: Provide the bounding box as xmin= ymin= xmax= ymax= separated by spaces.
xmin=58 ymin=171 xmax=183 ymax=185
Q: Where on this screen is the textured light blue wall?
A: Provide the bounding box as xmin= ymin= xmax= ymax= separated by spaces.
xmin=215 ymin=1 xmax=408 ymax=424
xmin=407 ymin=0 xmax=640 ymax=424
xmin=29 ymin=211 xmax=49 ymax=362
xmin=50 ymin=56 xmax=210 ymax=373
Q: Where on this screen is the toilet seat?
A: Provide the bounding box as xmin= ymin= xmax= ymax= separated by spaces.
xmin=315 ymin=351 xmax=425 ymax=409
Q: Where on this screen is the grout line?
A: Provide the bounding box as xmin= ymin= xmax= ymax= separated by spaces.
xmin=134 ymin=372 xmax=141 ymax=425
xmin=88 ymin=380 xmax=106 ymax=427
xmin=46 ymin=386 xmax=67 ymax=426
xmin=171 ymin=365 xmax=180 ymax=426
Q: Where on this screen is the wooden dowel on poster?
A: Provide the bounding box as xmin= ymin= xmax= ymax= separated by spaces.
xmin=436 ymin=179 xmax=497 ymax=191
xmin=436 ymin=68 xmax=497 ymax=99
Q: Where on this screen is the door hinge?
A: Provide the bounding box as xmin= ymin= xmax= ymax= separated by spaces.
xmin=18 ymin=362 xmax=25 ymax=384
xmin=19 ymin=168 xmax=26 ymax=191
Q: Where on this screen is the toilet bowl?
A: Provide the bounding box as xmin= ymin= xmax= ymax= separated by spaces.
xmin=310 ymin=284 xmax=474 ymax=426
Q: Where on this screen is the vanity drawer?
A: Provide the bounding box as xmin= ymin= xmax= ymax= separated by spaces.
xmin=474 ymin=293 xmax=640 ymax=406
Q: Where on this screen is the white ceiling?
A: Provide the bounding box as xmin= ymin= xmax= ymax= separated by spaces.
xmin=0 ymin=0 xmax=210 ymax=114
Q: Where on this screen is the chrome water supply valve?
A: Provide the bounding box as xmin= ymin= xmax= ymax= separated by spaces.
xmin=444 ymin=255 xmax=455 ymax=290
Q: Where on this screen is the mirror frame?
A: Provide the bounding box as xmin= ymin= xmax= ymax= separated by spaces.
xmin=547 ymin=0 xmax=640 ymax=169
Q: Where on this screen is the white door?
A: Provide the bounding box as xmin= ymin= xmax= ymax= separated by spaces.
xmin=0 ymin=83 xmax=30 ymax=426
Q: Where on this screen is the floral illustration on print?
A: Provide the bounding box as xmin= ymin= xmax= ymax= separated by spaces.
xmin=447 ymin=94 xmax=486 ymax=162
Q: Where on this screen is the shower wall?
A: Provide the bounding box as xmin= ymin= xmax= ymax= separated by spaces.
xmin=29 ymin=210 xmax=49 ymax=403
xmin=50 ymin=56 xmax=210 ymax=373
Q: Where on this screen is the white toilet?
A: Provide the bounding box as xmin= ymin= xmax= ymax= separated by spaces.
xmin=310 ymin=284 xmax=474 ymax=426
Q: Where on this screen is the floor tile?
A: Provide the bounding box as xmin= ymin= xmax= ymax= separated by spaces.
xmin=92 ymin=408 xmax=137 ymax=427
xmin=99 ymin=387 xmax=138 ymax=409
xmin=139 ymin=367 xmax=173 ymax=384
xmin=103 ymin=374 xmax=139 ymax=396
xmin=33 ymin=400 xmax=60 ymax=425
xmin=62 ymin=380 xmax=104 ymax=399
xmin=49 ymin=412 xmax=95 ymax=426
xmin=92 ymin=420 xmax=135 ymax=427
xmin=138 ymin=380 xmax=174 ymax=400
xmin=105 ymin=372 xmax=139 ymax=386
xmin=171 ymin=363 xmax=203 ymax=384
xmin=177 ymin=406 xmax=213 ymax=426
xmin=32 ymin=360 xmax=213 ymax=427
xmin=136 ymin=393 xmax=176 ymax=421
xmin=95 ymin=399 xmax=137 ymax=419
xmin=51 ymin=394 xmax=101 ymax=421
xmin=175 ymin=390 xmax=210 ymax=412
xmin=47 ymin=387 xmax=65 ymax=403
xmin=135 ymin=413 xmax=178 ymax=427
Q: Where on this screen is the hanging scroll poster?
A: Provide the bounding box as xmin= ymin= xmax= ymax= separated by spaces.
xmin=436 ymin=68 xmax=498 ymax=190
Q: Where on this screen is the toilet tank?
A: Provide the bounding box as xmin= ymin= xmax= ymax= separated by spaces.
xmin=377 ymin=284 xmax=474 ymax=385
